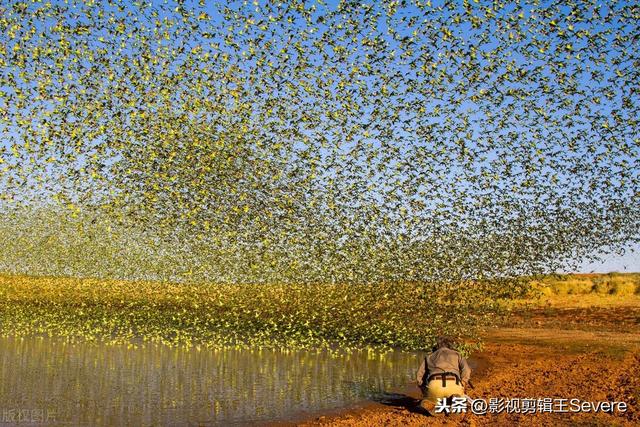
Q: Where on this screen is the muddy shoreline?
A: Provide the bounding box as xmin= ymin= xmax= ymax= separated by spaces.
xmin=261 ymin=350 xmax=492 ymax=427
xmin=286 ymin=302 xmax=640 ymax=426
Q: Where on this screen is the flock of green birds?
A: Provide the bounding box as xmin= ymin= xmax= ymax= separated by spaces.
xmin=0 ymin=274 xmax=503 ymax=351
xmin=0 ymin=0 xmax=638 ymax=348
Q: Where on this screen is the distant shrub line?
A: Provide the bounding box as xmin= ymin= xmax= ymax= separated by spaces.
xmin=531 ymin=273 xmax=640 ymax=297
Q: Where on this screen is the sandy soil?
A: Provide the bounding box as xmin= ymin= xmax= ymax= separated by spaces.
xmin=295 ymin=303 xmax=640 ymax=427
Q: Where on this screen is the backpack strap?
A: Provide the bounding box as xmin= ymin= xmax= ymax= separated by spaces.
xmin=423 ymin=356 xmax=429 ymax=386
xmin=434 ymin=371 xmax=461 ymax=387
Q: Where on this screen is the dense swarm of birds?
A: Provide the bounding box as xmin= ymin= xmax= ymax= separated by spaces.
xmin=0 ymin=0 xmax=638 ymax=286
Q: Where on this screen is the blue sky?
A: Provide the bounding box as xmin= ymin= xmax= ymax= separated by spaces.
xmin=576 ymin=242 xmax=640 ymax=273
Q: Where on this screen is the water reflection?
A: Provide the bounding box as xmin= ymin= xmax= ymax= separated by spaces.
xmin=0 ymin=336 xmax=424 ymax=426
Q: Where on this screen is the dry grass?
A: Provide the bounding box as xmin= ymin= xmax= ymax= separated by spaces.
xmin=530 ymin=272 xmax=640 ymax=295
xmin=510 ymin=273 xmax=640 ymax=308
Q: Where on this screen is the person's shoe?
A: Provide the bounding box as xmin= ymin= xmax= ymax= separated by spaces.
xmin=418 ymin=399 xmax=440 ymax=417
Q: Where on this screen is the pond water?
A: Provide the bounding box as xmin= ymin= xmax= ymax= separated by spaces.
xmin=0 ymin=336 xmax=425 ymax=426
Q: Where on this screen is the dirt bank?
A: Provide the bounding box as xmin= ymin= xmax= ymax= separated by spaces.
xmin=295 ymin=303 xmax=640 ymax=426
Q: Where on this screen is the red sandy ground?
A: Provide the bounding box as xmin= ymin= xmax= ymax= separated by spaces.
xmin=295 ymin=302 xmax=640 ymax=427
